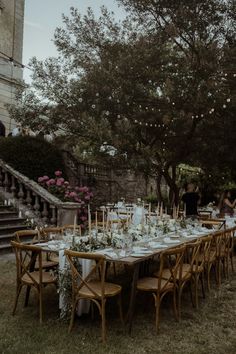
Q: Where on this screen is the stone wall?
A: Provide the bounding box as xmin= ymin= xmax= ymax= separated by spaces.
xmin=0 ymin=0 xmax=25 ymax=134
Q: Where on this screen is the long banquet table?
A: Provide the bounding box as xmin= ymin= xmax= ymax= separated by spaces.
xmin=36 ymin=223 xmax=236 ymax=333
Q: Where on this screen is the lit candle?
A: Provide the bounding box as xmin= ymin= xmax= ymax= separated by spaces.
xmin=160 ymin=202 xmax=163 ymax=218
xmin=88 ymin=204 xmax=91 ymax=239
xmin=176 ymin=205 xmax=179 ymax=219
xmin=73 ymin=213 xmax=77 ymax=235
xmin=4 ymin=200 xmax=7 ymax=206
xmin=95 ymin=211 xmax=98 ymax=231
xmin=102 ymin=209 xmax=105 ymax=232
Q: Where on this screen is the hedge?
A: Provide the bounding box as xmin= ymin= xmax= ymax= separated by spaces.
xmin=0 ymin=136 xmax=67 ymax=181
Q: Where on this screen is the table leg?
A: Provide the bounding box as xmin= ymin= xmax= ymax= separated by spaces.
xmin=126 ymin=262 xmax=140 ymax=334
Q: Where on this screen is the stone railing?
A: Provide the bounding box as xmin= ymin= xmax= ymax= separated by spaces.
xmin=0 ymin=159 xmax=80 ymax=226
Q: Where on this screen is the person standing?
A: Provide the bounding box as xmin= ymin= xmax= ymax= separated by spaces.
xmin=182 ymin=183 xmax=200 ymax=218
xmin=218 ymin=190 xmax=236 ymax=216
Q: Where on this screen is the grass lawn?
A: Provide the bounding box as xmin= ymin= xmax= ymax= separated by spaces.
xmin=0 ymin=254 xmax=236 ymax=354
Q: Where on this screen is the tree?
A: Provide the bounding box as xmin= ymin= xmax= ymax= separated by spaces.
xmin=9 ymin=1 xmax=236 ymax=204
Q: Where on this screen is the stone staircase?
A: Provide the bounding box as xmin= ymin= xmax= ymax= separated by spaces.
xmin=0 ymin=202 xmax=27 ymax=254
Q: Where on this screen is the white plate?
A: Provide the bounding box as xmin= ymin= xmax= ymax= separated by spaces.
xmin=164 ymin=238 xmax=181 ymax=244
xmin=130 ymin=252 xmax=151 ymax=257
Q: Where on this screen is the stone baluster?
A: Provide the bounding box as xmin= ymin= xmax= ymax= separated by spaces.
xmin=10 ymin=176 xmax=16 ymax=196
xmin=42 ymin=200 xmax=49 ymax=223
xmin=50 ymin=206 xmax=57 ymax=225
xmin=25 ymin=189 xmax=33 ymax=209
xmin=0 ymin=168 xmax=3 ymax=186
xmin=33 ymin=194 xmax=41 ymax=216
xmin=18 ymin=183 xmax=25 ymax=202
xmin=3 ymin=171 xmax=9 ymax=190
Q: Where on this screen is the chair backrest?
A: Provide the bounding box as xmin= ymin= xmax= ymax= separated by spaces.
xmin=64 ymin=249 xmax=106 ymax=298
xmin=199 ymin=219 xmax=226 ymax=230
xmin=214 ymin=230 xmax=231 ymax=257
xmin=11 ymin=240 xmax=43 ymax=286
xmin=62 ymin=224 xmax=82 ymax=236
xmin=199 ymin=235 xmax=213 ymax=264
xmin=158 ymin=245 xmax=186 ymax=290
xmin=40 ymin=227 xmax=62 ymax=240
xmin=14 ymin=229 xmax=40 ymax=244
xmin=185 ymin=240 xmax=201 ymax=271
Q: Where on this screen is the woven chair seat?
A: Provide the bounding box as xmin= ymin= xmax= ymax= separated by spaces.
xmin=154 ymin=267 xmax=192 ymax=281
xmin=34 ymin=260 xmax=58 ymax=270
xmin=137 ymin=277 xmax=174 ymax=292
xmin=22 ymin=271 xmax=57 ymax=285
xmin=79 ymin=280 xmax=122 ymax=298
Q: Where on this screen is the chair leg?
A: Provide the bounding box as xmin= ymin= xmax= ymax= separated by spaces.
xmin=101 ymin=299 xmax=106 ymax=343
xmin=172 ymin=290 xmax=178 ymax=321
xmin=230 ymin=254 xmax=234 ymax=272
xmin=38 ymin=286 xmax=43 ymax=324
xmin=12 ymin=284 xmax=22 ymax=315
xmin=155 ymin=298 xmax=161 ymax=333
xmin=178 ymin=286 xmax=184 ymax=320
xmin=117 ymin=293 xmax=124 ymax=325
xmin=200 ymin=273 xmax=205 ymax=299
xmin=69 ymin=299 xmax=77 ymax=332
xmin=24 ymin=286 xmax=31 ymax=307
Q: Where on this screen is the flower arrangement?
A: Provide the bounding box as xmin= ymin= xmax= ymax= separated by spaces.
xmin=38 ymin=170 xmax=93 ymax=228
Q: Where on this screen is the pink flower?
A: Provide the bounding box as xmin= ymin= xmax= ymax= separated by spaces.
xmin=84 ymin=195 xmax=90 ymax=200
xmin=56 ymin=178 xmax=65 ymax=186
xmin=69 ymin=191 xmax=76 ymax=198
xmin=64 ymin=181 xmax=69 ymax=186
xmin=55 ymin=170 xmax=62 ymax=177
xmin=38 ymin=177 xmax=44 ymax=183
xmin=80 ymin=216 xmax=87 ymax=221
xmin=42 ymin=176 xmax=49 ymax=181
xmin=46 ymin=178 xmax=55 ymax=186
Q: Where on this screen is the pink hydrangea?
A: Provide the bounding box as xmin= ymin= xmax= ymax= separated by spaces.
xmin=55 ymin=170 xmax=62 ymax=177
xmin=38 ymin=177 xmax=44 ymax=183
xmin=56 ymin=178 xmax=65 ymax=186
xmin=69 ymin=191 xmax=77 ymax=198
xmin=46 ymin=178 xmax=55 ymax=186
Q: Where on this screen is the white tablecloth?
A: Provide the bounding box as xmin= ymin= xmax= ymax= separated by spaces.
xmin=59 ymin=250 xmax=93 ymax=316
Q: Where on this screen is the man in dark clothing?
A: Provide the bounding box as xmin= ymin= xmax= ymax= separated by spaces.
xmin=182 ymin=183 xmax=200 ymax=217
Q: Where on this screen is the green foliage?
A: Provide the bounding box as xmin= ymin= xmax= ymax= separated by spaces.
xmin=0 ymin=136 xmax=66 ymax=181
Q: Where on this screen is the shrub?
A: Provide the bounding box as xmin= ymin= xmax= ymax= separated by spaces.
xmin=38 ymin=170 xmax=93 ymax=228
xmin=0 ymin=136 xmax=66 ymax=181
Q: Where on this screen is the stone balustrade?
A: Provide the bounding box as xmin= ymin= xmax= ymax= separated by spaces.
xmin=0 ymin=159 xmax=80 ymax=226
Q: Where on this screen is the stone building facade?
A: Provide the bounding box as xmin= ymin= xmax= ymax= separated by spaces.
xmin=0 ymin=0 xmax=25 ymax=135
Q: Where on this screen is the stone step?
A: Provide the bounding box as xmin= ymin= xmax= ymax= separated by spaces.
xmin=0 ymin=211 xmax=19 ymax=219
xmin=0 ymin=217 xmax=26 ymax=225
xmin=0 ymin=205 xmax=15 ymax=212
xmin=0 ymin=244 xmax=13 ymax=255
xmin=0 ymin=224 xmax=27 ymax=236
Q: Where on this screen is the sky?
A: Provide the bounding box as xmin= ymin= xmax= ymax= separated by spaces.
xmin=23 ymin=0 xmax=125 ymax=82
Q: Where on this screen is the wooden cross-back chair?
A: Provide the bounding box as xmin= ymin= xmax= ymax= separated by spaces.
xmin=215 ymin=230 xmax=232 ymax=286
xmin=64 ymin=250 xmax=123 ymax=343
xmin=199 ymin=219 xmax=226 ymax=230
xmin=14 ymin=229 xmax=40 ymax=244
xmin=137 ymin=245 xmax=186 ymax=332
xmin=198 ymin=210 xmax=213 ymax=220
xmin=14 ymin=229 xmax=58 ymax=270
xmin=39 ymin=227 xmax=63 ymax=241
xmin=62 ymin=224 xmax=82 ymax=236
xmin=198 ymin=234 xmax=215 ymax=291
xmin=172 ymin=240 xmax=203 ymax=314
xmin=11 ymin=241 xmax=57 ymax=323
